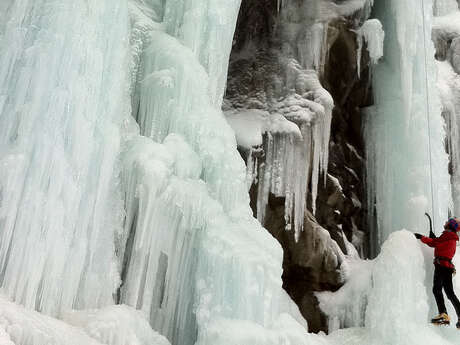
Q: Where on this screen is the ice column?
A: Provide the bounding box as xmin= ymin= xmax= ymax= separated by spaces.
xmin=366 ymin=0 xmax=451 ymax=253
xmin=163 ymin=0 xmax=241 ymax=106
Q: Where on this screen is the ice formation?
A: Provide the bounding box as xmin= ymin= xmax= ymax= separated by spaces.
xmin=433 ymin=0 xmax=460 ymax=16
xmin=226 ymin=80 xmax=334 ymax=238
xmin=356 ymin=19 xmax=384 ymax=77
xmin=0 ymin=0 xmax=130 ymax=315
xmin=0 ymin=295 xmax=171 ymax=345
xmin=1 ymin=0 xmax=460 ymax=344
xmin=365 ymin=0 xmax=451 ymax=253
xmin=0 ymin=0 xmax=310 ymax=344
xmin=318 ymin=231 xmax=460 ymax=345
xmin=252 ymin=67 xmax=334 ymax=238
xmin=433 ymin=1 xmax=460 ymax=216
xmin=438 ymin=61 xmax=460 ymax=215
xmin=226 ymin=1 xmax=336 ymax=239
xmin=317 ymin=258 xmax=373 ymax=332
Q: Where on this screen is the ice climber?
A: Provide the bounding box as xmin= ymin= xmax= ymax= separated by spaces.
xmin=414 ymin=218 xmax=460 ymax=328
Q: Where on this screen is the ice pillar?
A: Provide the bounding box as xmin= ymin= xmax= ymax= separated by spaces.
xmin=366 ymin=0 xmax=451 ymax=254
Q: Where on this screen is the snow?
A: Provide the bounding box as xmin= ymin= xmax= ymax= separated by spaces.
xmin=225 ymin=110 xmax=268 ymax=149
xmin=318 ymin=258 xmax=373 ymax=332
xmin=433 ymin=12 xmax=460 ymax=39
xmin=321 ymin=231 xmax=460 ymax=345
xmin=357 ymin=19 xmax=384 ymax=77
xmin=224 ymin=109 xmax=301 ymax=150
xmin=64 ymin=305 xmax=171 ymax=345
xmin=280 ymin=0 xmax=374 ymax=22
xmin=196 ymin=315 xmax=328 ymax=345
xmin=0 ymin=295 xmax=170 ymax=345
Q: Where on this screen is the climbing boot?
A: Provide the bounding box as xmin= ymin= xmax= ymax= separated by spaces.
xmin=431 ymin=313 xmax=450 ymax=325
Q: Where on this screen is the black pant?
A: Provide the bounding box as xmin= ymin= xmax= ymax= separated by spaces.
xmin=433 ymin=264 xmax=460 ymax=318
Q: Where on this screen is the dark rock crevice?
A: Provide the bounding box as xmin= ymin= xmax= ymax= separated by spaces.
xmin=225 ymin=0 xmax=374 ymax=333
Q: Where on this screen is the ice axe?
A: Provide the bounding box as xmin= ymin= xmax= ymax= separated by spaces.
xmin=425 ymin=212 xmax=436 ymax=239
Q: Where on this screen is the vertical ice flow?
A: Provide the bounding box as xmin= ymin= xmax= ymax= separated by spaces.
xmin=366 ymin=0 xmax=451 ymax=253
xmin=122 ymin=1 xmax=310 ymax=344
xmin=163 ymin=0 xmax=241 ymax=107
xmin=0 ymin=0 xmax=131 ymax=315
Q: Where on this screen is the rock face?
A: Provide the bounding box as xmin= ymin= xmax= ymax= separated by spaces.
xmin=224 ymin=0 xmax=374 ymax=332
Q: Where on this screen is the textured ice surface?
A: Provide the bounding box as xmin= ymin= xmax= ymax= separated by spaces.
xmin=433 ymin=12 xmax=460 ymax=37
xmin=64 ymin=305 xmax=171 ymax=345
xmin=0 ymin=1 xmax=313 ymax=345
xmin=366 ymin=0 xmax=451 ymax=253
xmin=433 ymin=0 xmax=459 ymax=15
xmin=0 ymin=0 xmax=131 ymax=315
xmin=279 ymin=0 xmax=374 ymax=22
xmin=241 ymin=66 xmax=334 ymax=239
xmin=322 ymin=231 xmax=460 ymax=345
xmin=2 ymin=0 xmax=459 ymax=344
xmin=0 ymin=295 xmax=171 ymax=345
xmin=438 ymin=61 xmax=460 ymax=215
xmin=225 ymin=109 xmax=301 ymax=150
xmin=317 ymin=258 xmax=373 ymax=332
xmin=122 ymin=3 xmax=312 ymax=345
xmin=357 ymin=19 xmax=384 ymax=77
xmin=163 ymin=0 xmax=241 ymax=106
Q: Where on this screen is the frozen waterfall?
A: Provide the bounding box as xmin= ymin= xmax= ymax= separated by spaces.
xmin=0 ymin=0 xmax=130 ymax=315
xmin=365 ymin=0 xmax=451 ymax=253
xmin=0 ymin=0 xmax=310 ymax=344
xmin=2 ymin=0 xmax=460 ymax=345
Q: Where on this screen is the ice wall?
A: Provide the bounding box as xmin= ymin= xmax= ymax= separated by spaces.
xmin=365 ymin=0 xmax=451 ymax=253
xmin=433 ymin=2 xmax=460 ymax=216
xmin=0 ymin=0 xmax=130 ymax=315
xmin=325 ymin=231 xmax=453 ymax=345
xmin=121 ymin=1 xmax=313 ymax=344
xmin=163 ymin=0 xmax=241 ymax=106
xmin=438 ymin=61 xmax=460 ymax=216
xmin=0 ymin=1 xmax=307 ymax=345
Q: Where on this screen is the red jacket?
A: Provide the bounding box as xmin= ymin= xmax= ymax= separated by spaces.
xmin=421 ymin=230 xmax=459 ymax=268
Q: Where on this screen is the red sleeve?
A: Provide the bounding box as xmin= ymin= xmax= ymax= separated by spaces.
xmin=421 ymin=236 xmax=437 ymax=247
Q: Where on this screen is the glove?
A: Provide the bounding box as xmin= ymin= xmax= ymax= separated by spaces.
xmin=414 ymin=233 xmax=423 ymax=239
